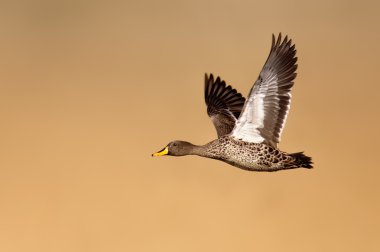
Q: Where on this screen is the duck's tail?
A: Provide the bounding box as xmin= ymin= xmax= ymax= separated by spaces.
xmin=290 ymin=152 xmax=313 ymax=169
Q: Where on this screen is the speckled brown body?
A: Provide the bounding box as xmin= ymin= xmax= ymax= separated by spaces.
xmin=200 ymin=136 xmax=308 ymax=172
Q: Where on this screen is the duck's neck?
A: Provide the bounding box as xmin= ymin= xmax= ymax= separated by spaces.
xmin=185 ymin=143 xmax=205 ymax=156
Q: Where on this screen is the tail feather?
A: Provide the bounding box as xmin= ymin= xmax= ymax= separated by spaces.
xmin=290 ymin=152 xmax=313 ymax=169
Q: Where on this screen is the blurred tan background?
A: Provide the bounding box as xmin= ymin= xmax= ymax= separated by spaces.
xmin=0 ymin=0 xmax=379 ymax=251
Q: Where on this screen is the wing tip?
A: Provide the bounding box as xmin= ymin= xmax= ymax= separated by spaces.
xmin=272 ymin=32 xmax=296 ymax=50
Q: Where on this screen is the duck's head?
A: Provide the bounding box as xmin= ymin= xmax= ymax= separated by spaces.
xmin=152 ymin=141 xmax=195 ymax=157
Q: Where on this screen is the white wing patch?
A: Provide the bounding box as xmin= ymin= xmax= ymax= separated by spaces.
xmin=231 ymin=75 xmax=277 ymax=143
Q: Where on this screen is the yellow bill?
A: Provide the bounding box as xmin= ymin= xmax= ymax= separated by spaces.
xmin=152 ymin=146 xmax=169 ymax=157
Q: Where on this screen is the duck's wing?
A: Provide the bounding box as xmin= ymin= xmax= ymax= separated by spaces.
xmin=205 ymin=73 xmax=246 ymax=138
xmin=231 ymin=34 xmax=298 ymax=148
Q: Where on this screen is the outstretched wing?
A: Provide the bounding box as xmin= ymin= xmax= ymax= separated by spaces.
xmin=231 ymin=33 xmax=298 ymax=147
xmin=205 ymin=74 xmax=246 ymax=138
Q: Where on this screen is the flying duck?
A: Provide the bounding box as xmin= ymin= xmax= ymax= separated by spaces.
xmin=152 ymin=34 xmax=312 ymax=172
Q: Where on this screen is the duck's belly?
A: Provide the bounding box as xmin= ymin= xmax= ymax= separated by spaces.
xmin=205 ymin=137 xmax=288 ymax=172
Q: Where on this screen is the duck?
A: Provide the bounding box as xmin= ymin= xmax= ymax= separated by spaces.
xmin=152 ymin=33 xmax=312 ymax=172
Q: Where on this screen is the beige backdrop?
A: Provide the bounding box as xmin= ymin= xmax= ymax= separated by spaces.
xmin=0 ymin=0 xmax=379 ymax=251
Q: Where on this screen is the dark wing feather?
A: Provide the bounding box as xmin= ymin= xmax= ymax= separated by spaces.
xmin=205 ymin=74 xmax=246 ymax=137
xmin=231 ymin=33 xmax=298 ymax=147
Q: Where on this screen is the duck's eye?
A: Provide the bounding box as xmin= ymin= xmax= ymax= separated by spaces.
xmin=173 ymin=143 xmax=177 ymax=147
